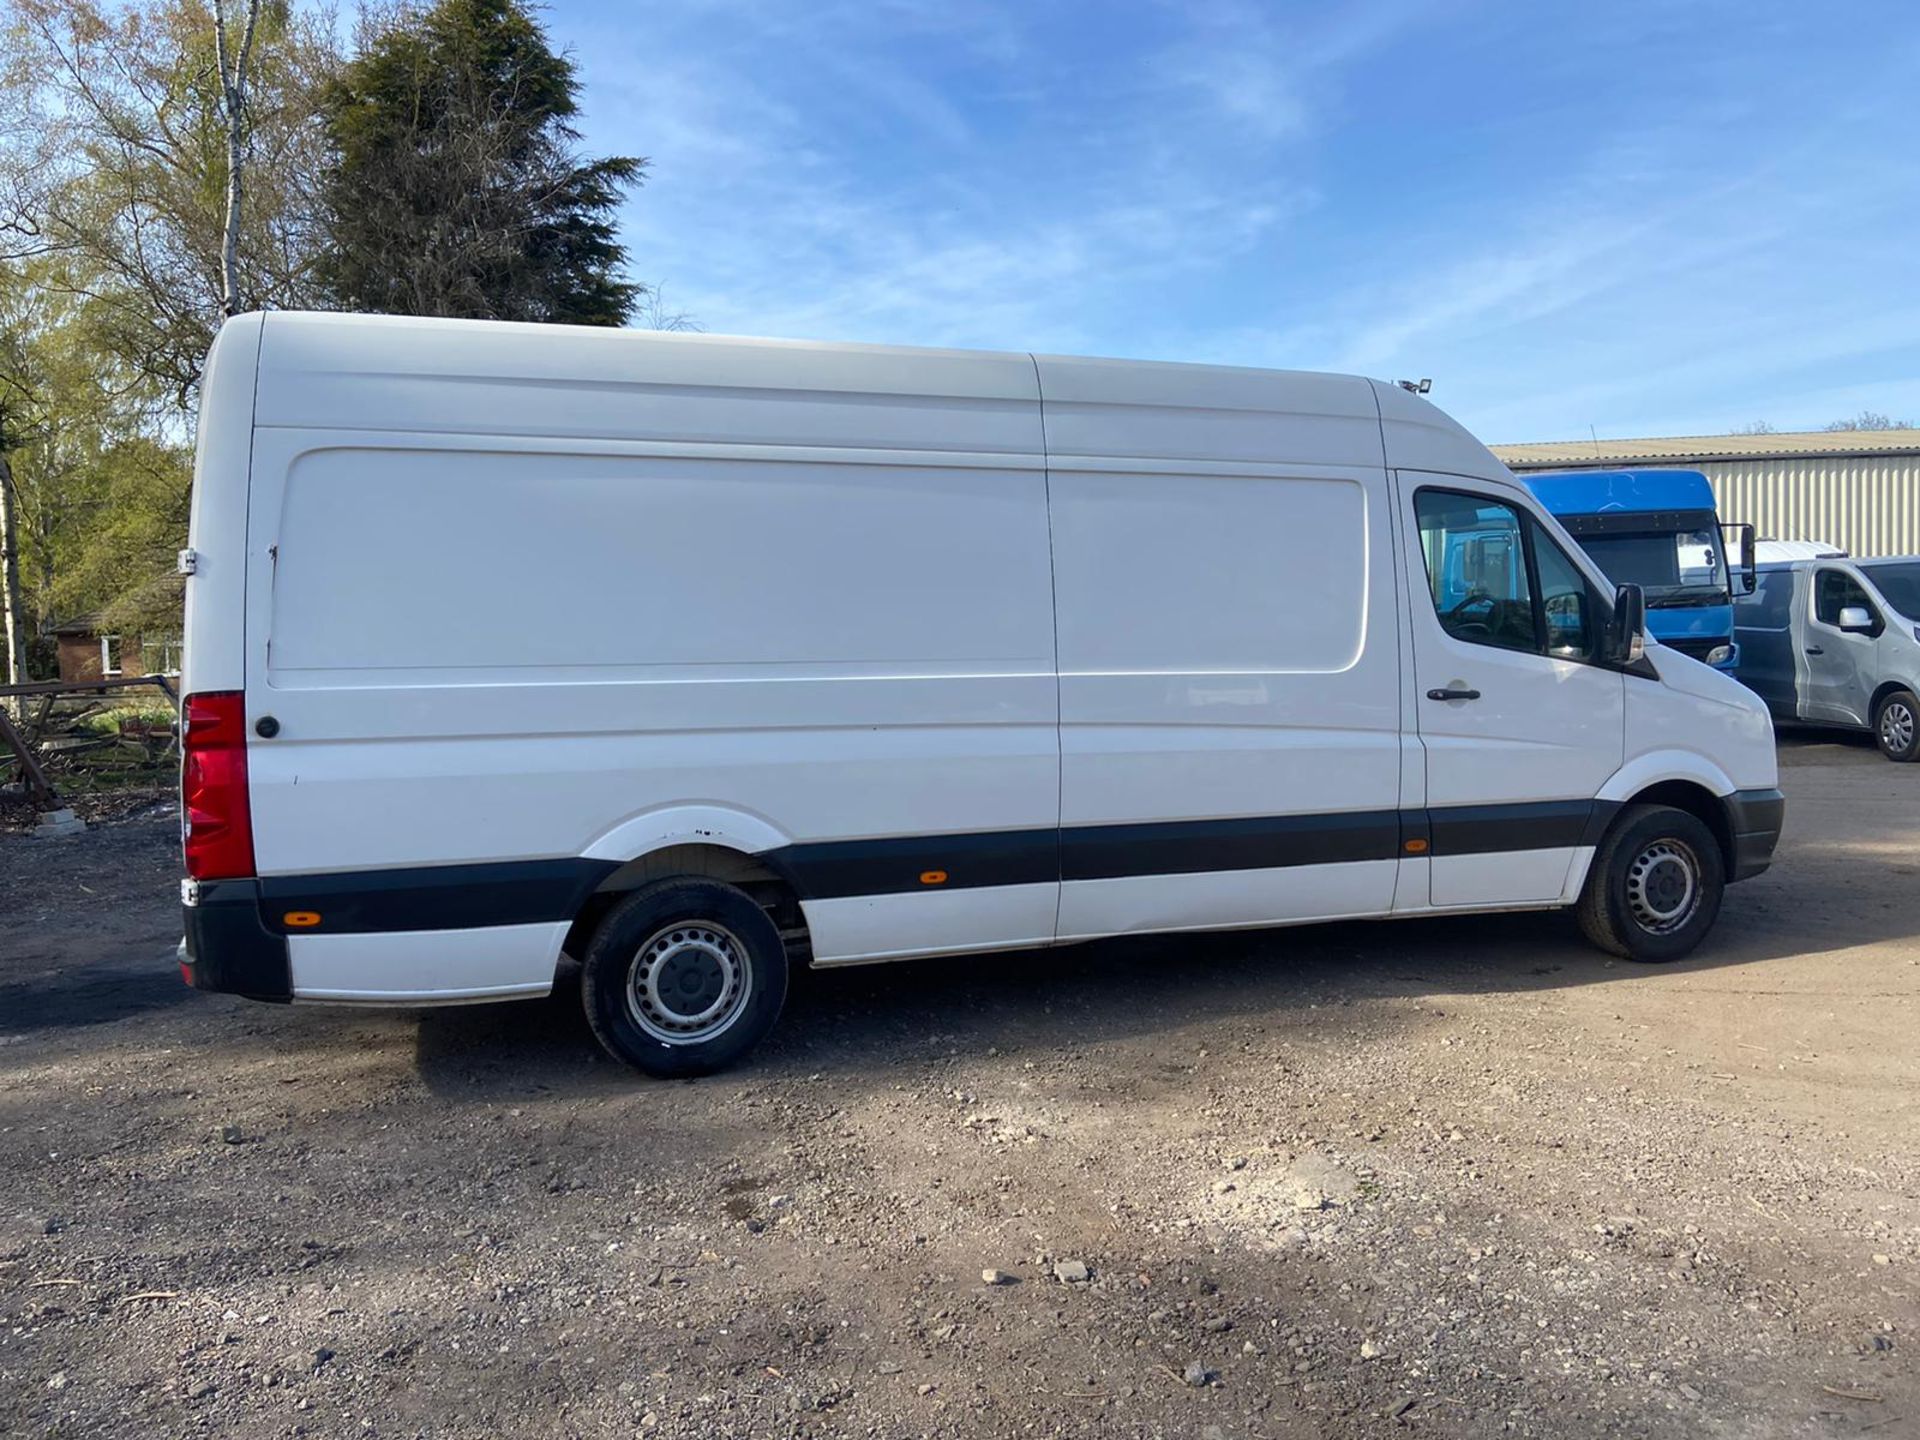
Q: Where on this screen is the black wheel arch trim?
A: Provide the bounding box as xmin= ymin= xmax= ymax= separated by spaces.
xmin=1719 ymin=786 xmax=1785 ymax=884
xmin=257 ymin=858 xmax=621 ymax=935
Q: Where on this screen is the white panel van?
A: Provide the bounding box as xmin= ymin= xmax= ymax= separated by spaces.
xmin=179 ymin=314 xmax=1784 ymax=1076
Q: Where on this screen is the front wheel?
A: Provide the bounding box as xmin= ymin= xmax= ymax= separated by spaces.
xmin=1576 ymin=804 xmax=1724 ymax=962
xmin=1874 ymin=689 xmax=1920 ymax=762
xmin=581 ymin=878 xmax=790 ymax=1078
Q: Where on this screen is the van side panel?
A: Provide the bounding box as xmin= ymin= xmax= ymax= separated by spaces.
xmin=1732 ymin=567 xmax=1802 ymax=719
xmin=261 ymin=448 xmax=1047 ymax=685
xmin=244 ymin=319 xmax=1060 ymax=992
xmin=1035 ymin=358 xmax=1405 ymax=940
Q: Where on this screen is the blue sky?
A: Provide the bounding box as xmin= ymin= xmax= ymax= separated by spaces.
xmin=560 ymin=0 xmax=1920 ymax=442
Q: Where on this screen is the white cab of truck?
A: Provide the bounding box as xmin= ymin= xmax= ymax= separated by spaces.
xmin=178 ymin=313 xmax=1783 ymax=1076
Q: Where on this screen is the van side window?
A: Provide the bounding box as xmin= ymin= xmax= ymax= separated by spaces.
xmin=1531 ymin=527 xmax=1595 ymax=661
xmin=1814 ymin=569 xmax=1880 ymax=632
xmin=1414 ymin=491 xmax=1539 ymax=653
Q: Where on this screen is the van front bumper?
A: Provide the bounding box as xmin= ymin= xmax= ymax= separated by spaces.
xmin=1724 ymin=788 xmax=1786 ymax=883
xmin=180 ymin=878 xmax=292 ymax=1002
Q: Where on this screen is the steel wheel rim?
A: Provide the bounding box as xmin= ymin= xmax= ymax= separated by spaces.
xmin=1881 ymin=702 xmax=1914 ymax=754
xmin=1625 ymin=838 xmax=1700 ymax=934
xmin=626 ymin=922 xmax=753 ymax=1046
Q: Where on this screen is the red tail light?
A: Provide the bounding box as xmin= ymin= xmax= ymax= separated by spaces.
xmin=182 ymin=691 xmax=255 ymax=880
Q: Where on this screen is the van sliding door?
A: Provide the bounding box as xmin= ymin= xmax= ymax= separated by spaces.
xmin=1038 ymin=358 xmax=1404 ymax=942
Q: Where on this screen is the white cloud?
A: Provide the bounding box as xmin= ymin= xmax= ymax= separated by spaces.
xmin=1149 ymin=0 xmax=1434 ymax=142
xmin=559 ymin=0 xmax=1919 ymax=442
xmin=569 ymin=0 xmax=1407 ymax=347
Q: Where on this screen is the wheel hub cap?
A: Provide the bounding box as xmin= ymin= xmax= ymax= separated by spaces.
xmin=1625 ymin=840 xmax=1699 ymax=934
xmin=627 ymin=923 xmax=752 ymax=1045
xmin=1883 ymin=703 xmax=1914 ymax=753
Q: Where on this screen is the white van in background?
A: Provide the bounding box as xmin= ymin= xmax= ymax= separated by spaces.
xmin=179 ymin=314 xmax=1783 ymax=1076
xmin=1754 ymin=539 xmax=1846 ymax=564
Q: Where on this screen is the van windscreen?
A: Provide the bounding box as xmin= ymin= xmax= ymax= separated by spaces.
xmin=1860 ymin=562 xmax=1920 ymax=621
xmin=1578 ymin=527 xmax=1725 ymax=603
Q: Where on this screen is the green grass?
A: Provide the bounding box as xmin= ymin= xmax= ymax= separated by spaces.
xmin=72 ymin=702 xmax=179 ymax=737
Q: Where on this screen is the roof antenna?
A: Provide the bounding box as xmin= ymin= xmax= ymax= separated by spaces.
xmin=1396 ymin=378 xmax=1431 ymax=395
xmin=1589 ymin=424 xmax=1601 ymax=457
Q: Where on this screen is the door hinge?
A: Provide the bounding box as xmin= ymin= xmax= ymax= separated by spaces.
xmin=177 ymin=547 xmax=199 ymax=576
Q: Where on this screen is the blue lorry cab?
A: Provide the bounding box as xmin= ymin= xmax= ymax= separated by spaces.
xmin=1520 ymin=469 xmax=1753 ymax=670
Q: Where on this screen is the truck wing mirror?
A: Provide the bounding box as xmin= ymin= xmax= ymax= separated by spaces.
xmin=1838 ymin=605 xmax=1874 ymax=634
xmin=1605 ymin=583 xmax=1646 ymax=665
xmin=1723 ymin=522 xmax=1758 ymax=596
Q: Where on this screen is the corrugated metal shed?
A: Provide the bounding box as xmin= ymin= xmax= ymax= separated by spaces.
xmin=1490 ymin=430 xmax=1920 ymax=559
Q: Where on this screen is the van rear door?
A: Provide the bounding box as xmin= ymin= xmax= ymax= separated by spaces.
xmin=1397 ymin=474 xmax=1625 ymax=907
xmin=179 ymin=315 xmax=263 ymax=704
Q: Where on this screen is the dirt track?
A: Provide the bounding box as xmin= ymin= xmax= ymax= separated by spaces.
xmin=1 ymin=735 xmax=1915 ymax=1439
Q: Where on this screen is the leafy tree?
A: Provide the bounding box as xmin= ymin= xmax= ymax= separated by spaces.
xmin=0 ymin=264 xmax=191 ymax=668
xmin=1 ymin=0 xmax=339 ymax=401
xmin=212 ymin=0 xmax=267 ymax=318
xmin=0 ymin=0 xmax=333 ymax=652
xmin=317 ymin=0 xmax=645 ymax=324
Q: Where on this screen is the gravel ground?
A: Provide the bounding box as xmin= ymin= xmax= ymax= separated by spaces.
xmin=1 ymin=735 xmax=1914 ymax=1439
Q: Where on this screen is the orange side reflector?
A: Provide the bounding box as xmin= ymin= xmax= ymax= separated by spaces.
xmin=1403 ymin=839 xmax=1429 ymax=854
xmin=919 ymin=870 xmax=949 ymax=886
xmin=282 ymin=911 xmax=322 ymax=928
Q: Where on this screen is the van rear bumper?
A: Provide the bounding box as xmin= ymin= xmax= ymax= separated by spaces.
xmin=1724 ymin=788 xmax=1786 ymax=883
xmin=180 ymin=879 xmax=292 ymax=1002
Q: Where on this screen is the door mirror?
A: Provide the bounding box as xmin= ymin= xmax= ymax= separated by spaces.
xmin=1604 ymin=583 xmax=1646 ymax=665
xmin=1723 ymin=522 xmax=1757 ymax=596
xmin=1543 ymin=589 xmax=1591 ymax=658
xmin=1838 ymin=604 xmax=1875 ymax=634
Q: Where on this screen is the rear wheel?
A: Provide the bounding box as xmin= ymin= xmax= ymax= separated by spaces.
xmin=581 ymin=878 xmax=789 ymax=1078
xmin=1874 ymin=689 xmax=1920 ymax=762
xmin=1576 ymin=803 xmax=1724 ymax=962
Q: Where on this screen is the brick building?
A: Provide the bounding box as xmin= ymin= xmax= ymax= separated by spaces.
xmin=51 ymin=618 xmax=181 ymax=684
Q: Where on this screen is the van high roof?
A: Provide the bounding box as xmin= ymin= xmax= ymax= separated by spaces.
xmin=243 ymin=310 xmax=1497 ymax=477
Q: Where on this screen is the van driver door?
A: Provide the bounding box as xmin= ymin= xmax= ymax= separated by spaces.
xmin=1394 ymin=473 xmax=1625 ymax=907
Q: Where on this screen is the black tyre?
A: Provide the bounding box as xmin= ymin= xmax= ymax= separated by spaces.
xmin=1576 ymin=803 xmax=1724 ymax=962
xmin=580 ymin=878 xmax=789 ymax=1078
xmin=1874 ymin=688 xmax=1920 ymax=762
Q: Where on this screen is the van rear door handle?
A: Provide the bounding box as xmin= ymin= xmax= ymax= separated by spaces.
xmin=1426 ymin=687 xmax=1481 ymax=701
xmin=1804 ymin=646 xmax=1824 ymax=655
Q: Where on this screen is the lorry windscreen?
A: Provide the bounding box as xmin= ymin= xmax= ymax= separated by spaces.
xmin=1578 ymin=527 xmax=1727 ymax=606
xmin=1859 ymin=561 xmax=1920 ymax=621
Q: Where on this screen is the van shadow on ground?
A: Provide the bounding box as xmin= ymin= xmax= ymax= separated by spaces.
xmin=0 ymin=961 xmax=194 ymax=1034
xmin=408 ymin=863 xmax=1897 ymax=1099
xmin=414 ymin=731 xmax=1913 ymax=1095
